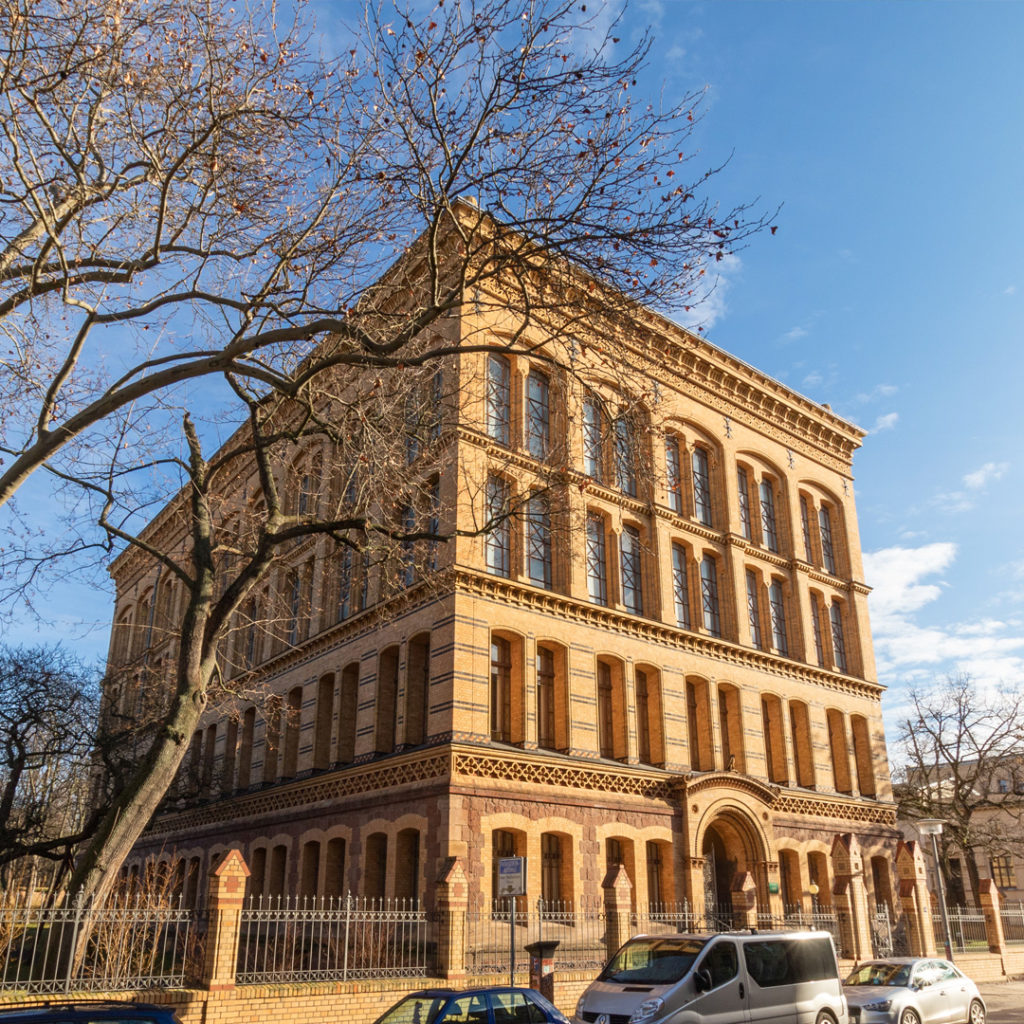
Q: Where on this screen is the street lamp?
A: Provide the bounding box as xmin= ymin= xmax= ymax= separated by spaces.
xmin=916 ymin=818 xmax=954 ymax=961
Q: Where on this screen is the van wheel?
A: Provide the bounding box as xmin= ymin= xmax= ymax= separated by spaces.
xmin=815 ymin=1012 xmax=837 ymax=1024
xmin=900 ymin=1010 xmax=921 ymax=1024
xmin=968 ymin=1000 xmax=985 ymax=1024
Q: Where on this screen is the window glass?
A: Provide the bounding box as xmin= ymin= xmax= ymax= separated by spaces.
xmin=745 ymin=570 xmax=762 ymax=648
xmin=666 ymin=436 xmax=683 ymax=513
xmin=737 ymin=469 xmax=752 ymax=539
xmin=615 ymin=417 xmax=637 ymax=496
xmin=829 ymin=601 xmax=847 ymax=672
xmin=819 ymin=504 xmax=837 ymax=574
xmin=759 ymin=477 xmax=779 ymax=552
xmin=743 ymin=937 xmax=837 ymax=987
xmin=768 ymin=580 xmax=788 ymax=655
xmin=599 ymin=937 xmax=706 ymax=984
xmin=437 ymin=993 xmax=488 ymax=1023
xmin=701 ymin=940 xmax=739 ymax=987
xmin=486 ymin=354 xmax=511 ymax=445
xmin=586 ymin=514 xmax=608 ymax=605
xmin=672 ymin=543 xmax=691 ymax=629
xmin=700 ymin=556 xmax=721 ymax=637
xmin=692 ymin=448 xmax=712 ymax=525
xmin=526 ymin=371 xmax=551 ymax=458
xmin=485 ymin=476 xmax=511 ymax=577
xmin=583 ymin=395 xmax=603 ymax=481
xmin=526 ymin=494 xmax=552 ymax=589
xmin=621 ymin=525 xmax=643 ymax=614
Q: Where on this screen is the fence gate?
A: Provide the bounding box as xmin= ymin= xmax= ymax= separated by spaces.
xmin=871 ymin=903 xmax=893 ymax=958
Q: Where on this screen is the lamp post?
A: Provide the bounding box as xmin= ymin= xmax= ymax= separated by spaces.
xmin=809 ymin=882 xmax=820 ymax=913
xmin=916 ymin=818 xmax=954 ymax=961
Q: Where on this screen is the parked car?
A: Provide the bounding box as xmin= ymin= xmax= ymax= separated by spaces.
xmin=844 ymin=959 xmax=985 ymax=1024
xmin=573 ymin=930 xmax=847 ymax=1024
xmin=0 ymin=1003 xmax=181 ymax=1024
xmin=373 ymin=986 xmax=571 ymax=1024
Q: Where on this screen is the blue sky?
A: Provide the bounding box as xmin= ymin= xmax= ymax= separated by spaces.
xmin=618 ymin=0 xmax=1024 ymax=730
xmin=9 ymin=0 xmax=1023 ymax=739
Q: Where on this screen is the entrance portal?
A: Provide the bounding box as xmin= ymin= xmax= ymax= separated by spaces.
xmin=698 ymin=809 xmax=768 ymax=925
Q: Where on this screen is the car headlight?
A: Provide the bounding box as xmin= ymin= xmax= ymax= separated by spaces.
xmin=863 ymin=1000 xmax=893 ymax=1012
xmin=630 ymin=998 xmax=665 ymax=1023
xmin=575 ymin=994 xmax=586 ymax=1016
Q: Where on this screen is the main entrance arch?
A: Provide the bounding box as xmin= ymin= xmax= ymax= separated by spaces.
xmin=696 ymin=806 xmax=771 ymax=918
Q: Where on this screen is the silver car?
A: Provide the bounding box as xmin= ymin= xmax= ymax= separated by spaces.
xmin=844 ymin=959 xmax=985 ymax=1024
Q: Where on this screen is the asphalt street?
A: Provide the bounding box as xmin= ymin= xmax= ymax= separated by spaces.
xmin=977 ymin=980 xmax=1024 ymax=1024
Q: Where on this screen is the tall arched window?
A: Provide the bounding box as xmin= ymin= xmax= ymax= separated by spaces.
xmin=686 ymin=677 xmax=713 ymax=771
xmin=282 ymin=686 xmax=303 ymax=778
xmin=635 ymin=667 xmax=664 ymax=767
xmin=691 ymin=447 xmax=713 ymax=526
xmin=596 ymin=659 xmax=626 ymax=760
xmin=300 ymin=841 xmax=320 ymax=897
xmin=337 ymin=663 xmax=359 ymax=764
xmin=826 ymin=708 xmax=853 ymax=794
xmin=526 ymin=493 xmax=552 ymax=589
xmin=313 ymin=674 xmax=334 ymax=771
xmin=395 ymin=829 xmax=421 ymax=903
xmin=375 ymin=647 xmax=399 ymax=755
xmin=851 ymin=714 xmax=876 ymax=797
xmin=364 ymin=832 xmax=388 ymax=899
xmin=486 ymin=353 xmax=511 ymax=445
xmin=490 ymin=633 xmax=524 ymax=745
xmin=700 ymin=556 xmax=722 ymax=637
xmin=717 ymin=683 xmax=744 ymax=773
xmin=237 ymin=707 xmax=256 ymax=790
xmin=761 ymin=694 xmax=788 ymax=784
xmin=404 ymin=634 xmax=431 ymax=747
xmin=789 ymin=700 xmax=816 ymax=788
xmin=526 ymin=370 xmax=550 ymax=458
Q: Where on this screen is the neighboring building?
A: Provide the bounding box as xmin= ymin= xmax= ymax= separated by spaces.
xmin=105 ymin=228 xmax=900 ymax=926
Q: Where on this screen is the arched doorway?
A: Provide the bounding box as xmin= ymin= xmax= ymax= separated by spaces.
xmin=699 ymin=809 xmax=769 ymax=925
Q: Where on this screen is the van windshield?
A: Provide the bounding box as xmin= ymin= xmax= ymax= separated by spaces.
xmin=600 ymin=937 xmax=706 ymax=985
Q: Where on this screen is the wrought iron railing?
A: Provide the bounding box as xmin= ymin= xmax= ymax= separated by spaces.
xmin=235 ymin=894 xmax=433 ymax=984
xmin=0 ymin=893 xmax=194 ymax=993
xmin=934 ymin=906 xmax=987 ymax=953
xmin=1001 ymin=901 xmax=1024 ymax=944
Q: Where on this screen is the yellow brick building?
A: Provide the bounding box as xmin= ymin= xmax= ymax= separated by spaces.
xmin=108 ymin=262 xmax=900 ymax=937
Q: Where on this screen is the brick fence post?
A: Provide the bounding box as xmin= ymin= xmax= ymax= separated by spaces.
xmin=831 ymin=833 xmax=872 ymax=961
xmin=436 ymin=857 xmax=469 ymax=980
xmin=201 ymin=848 xmax=250 ymax=991
xmin=896 ymin=840 xmax=937 ymax=957
xmin=978 ymin=879 xmax=1006 ymax=955
xmin=603 ymin=864 xmax=633 ymax=960
xmin=730 ymin=871 xmax=757 ymax=930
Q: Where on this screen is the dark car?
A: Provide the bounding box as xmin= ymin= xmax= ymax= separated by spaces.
xmin=0 ymin=1003 xmax=180 ymax=1024
xmin=373 ymin=986 xmax=570 ymax=1024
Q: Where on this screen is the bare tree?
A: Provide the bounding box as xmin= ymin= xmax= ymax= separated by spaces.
xmin=0 ymin=645 xmax=104 ymax=893
xmin=0 ymin=0 xmax=773 ymax=906
xmin=894 ymin=674 xmax=1024 ymax=904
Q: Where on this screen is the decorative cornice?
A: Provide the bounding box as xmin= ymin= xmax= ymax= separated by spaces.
xmin=677 ymin=771 xmax=780 ymax=805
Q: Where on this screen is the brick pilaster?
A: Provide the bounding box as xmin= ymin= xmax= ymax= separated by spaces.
xmin=978 ymin=878 xmax=1006 ymax=955
xmin=201 ymin=848 xmax=250 ymax=991
xmin=436 ymin=856 xmax=469 ymax=979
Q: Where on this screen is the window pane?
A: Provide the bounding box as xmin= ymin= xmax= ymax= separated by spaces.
xmin=490 ymin=637 xmax=512 ymax=741
xmin=800 ymin=496 xmax=813 ymax=561
xmin=526 ymin=371 xmax=550 ymax=458
xmin=586 ymin=514 xmax=607 ymax=605
xmin=620 ymin=525 xmax=643 ymax=614
xmin=486 ymin=354 xmax=511 ymax=445
xmin=692 ymin=448 xmax=712 ymax=525
xmin=812 ymin=598 xmax=825 ymax=666
xmin=738 ymin=469 xmax=752 ymax=539
xmin=700 ymin=556 xmax=721 ymax=637
xmin=759 ymin=478 xmax=778 ymax=552
xmin=537 ymin=647 xmax=555 ymax=750
xmin=769 ymin=580 xmax=788 ymax=656
xmin=746 ymin=570 xmax=762 ymax=649
xmin=666 ymin=436 xmax=683 ymax=512
xmin=819 ymin=505 xmax=837 ymax=575
xmin=583 ymin=395 xmax=603 ymax=480
xmin=526 ymin=493 xmax=552 ymax=589
xmin=401 ymin=503 xmax=416 ymax=586
xmin=597 ymin=662 xmax=614 ymax=758
xmin=829 ymin=601 xmax=847 ymax=672
xmin=485 ymin=476 xmax=511 ymax=577
xmin=615 ymin=417 xmax=637 ymax=496
xmin=636 ymin=669 xmax=651 ymax=764
xmin=672 ymin=543 xmax=691 ymax=629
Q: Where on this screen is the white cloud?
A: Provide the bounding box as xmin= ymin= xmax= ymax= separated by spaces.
xmin=1005 ymin=285 xmax=1017 ymax=296
xmin=681 ymin=253 xmax=741 ymax=331
xmin=783 ymin=326 xmax=808 ymax=342
xmin=854 ymin=383 xmax=898 ymax=404
xmin=870 ymin=412 xmax=898 ymax=433
xmin=864 ymin=543 xmax=956 ymax=620
xmin=963 ymin=461 xmax=1008 ymax=490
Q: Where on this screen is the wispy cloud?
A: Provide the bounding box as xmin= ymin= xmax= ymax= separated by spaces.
xmin=783 ymin=326 xmax=808 ymax=342
xmin=963 ymin=461 xmax=1008 ymax=490
xmin=1005 ymin=285 xmax=1017 ymax=296
xmin=854 ymin=383 xmax=898 ymax=404
xmin=870 ymin=412 xmax=899 ymax=433
xmin=681 ymin=253 xmax=742 ymax=332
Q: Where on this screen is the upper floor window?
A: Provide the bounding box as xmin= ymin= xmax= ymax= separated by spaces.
xmin=768 ymin=579 xmax=788 ymax=656
xmin=692 ymin=448 xmax=712 ymax=526
xmin=737 ymin=468 xmax=753 ymax=540
xmin=745 ymin=570 xmax=763 ymax=649
xmin=400 ymin=503 xmax=416 ymax=587
xmin=337 ymin=549 xmax=352 ymax=622
xmin=829 ymin=600 xmax=848 ymax=673
xmin=490 ymin=636 xmax=512 ymax=742
xmin=585 ymin=514 xmax=608 ymax=605
xmin=526 ymin=493 xmax=552 ymax=589
xmin=620 ymin=525 xmax=643 ymax=615
xmin=819 ymin=505 xmax=837 ymax=575
xmin=671 ymin=543 xmax=691 ymax=629
xmin=991 ymin=854 xmax=1014 ymax=888
xmin=614 ymin=417 xmax=637 ymax=497
xmin=666 ymin=435 xmax=683 ymax=513
xmin=700 ymin=555 xmax=721 ymax=637
xmin=800 ymin=495 xmax=814 ymax=562
xmin=526 ymin=370 xmax=551 ymax=458
xmin=759 ymin=477 xmax=779 ymax=553
xmin=485 ymin=476 xmax=511 ymax=578
xmin=486 ymin=354 xmax=511 ymax=446
xmin=537 ymin=647 xmax=556 ymax=750
xmin=583 ymin=394 xmax=604 ymax=482
xmin=811 ymin=595 xmax=825 ymax=666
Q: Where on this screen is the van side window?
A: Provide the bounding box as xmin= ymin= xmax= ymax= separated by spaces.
xmin=702 ymin=941 xmax=739 ymax=987
xmin=743 ymin=937 xmax=837 ymax=987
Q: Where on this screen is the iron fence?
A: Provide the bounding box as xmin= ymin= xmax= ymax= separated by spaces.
xmin=633 ymin=901 xmax=702 ymax=935
xmin=1001 ymin=901 xmax=1024 ymax=944
xmin=934 ymin=907 xmax=987 ymax=953
xmin=0 ymin=893 xmax=194 ymax=994
xmin=465 ymin=898 xmax=607 ymax=974
xmin=236 ymin=894 xmax=433 ymax=984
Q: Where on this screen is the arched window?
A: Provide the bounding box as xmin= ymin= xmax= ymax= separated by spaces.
xmin=620 ymin=524 xmax=643 ymax=614
xmin=665 ymin=434 xmax=684 ymax=513
xmin=700 ymin=556 xmax=722 ymax=637
xmin=851 ymin=714 xmax=876 ymax=797
xmin=324 ymin=837 xmax=347 ymax=897
xmin=737 ymin=467 xmax=753 ymax=540
xmin=826 ymin=708 xmax=852 ymax=794
xmin=541 ymin=833 xmax=573 ymax=908
xmin=282 ymin=686 xmax=303 ymax=778
xmin=686 ymin=677 xmax=713 ymax=771
xmin=364 ymin=832 xmax=388 ymax=899
xmin=237 ymin=707 xmax=256 ymax=790
xmin=596 ymin=659 xmax=626 ymax=760
xmin=582 ymin=392 xmax=605 ymax=482
xmin=745 ymin=570 xmax=764 ymax=649
xmin=249 ymin=848 xmax=267 ymax=898
xmin=761 ymin=694 xmax=788 ymax=784
xmin=201 ymin=723 xmax=217 ymax=795
xmin=337 ymin=663 xmax=359 ymax=764
xmin=395 ymin=829 xmax=421 ymax=903
xmin=492 ymin=829 xmax=525 ymax=909
xmin=758 ymin=477 xmax=779 ymax=553
xmin=829 ymin=600 xmax=848 ymax=673
xmin=490 ymin=633 xmax=524 ymax=745
xmin=717 ymin=683 xmax=744 ymax=772
xmin=789 ymin=700 xmax=816 ymax=788
xmin=486 ymin=353 xmax=511 ymax=445
xmin=605 ymin=837 xmax=636 ymax=908
xmin=671 ymin=543 xmax=692 ymax=629
xmin=221 ymin=718 xmax=238 ymax=795
xmin=300 ymin=841 xmax=320 ymax=898
xmin=585 ymin=513 xmax=609 ymax=605
xmin=375 ymin=647 xmax=399 ymax=755
xmin=691 ymin=447 xmax=713 ymax=526
xmin=635 ymin=667 xmax=664 ymax=767
xmin=526 ymin=493 xmax=552 ymax=589
xmin=404 ymin=634 xmax=431 ymax=747
xmin=268 ymin=844 xmax=287 ymax=897
xmin=646 ymin=841 xmax=672 ymax=912
xmin=614 ymin=416 xmax=637 ymax=496
xmin=526 ymin=370 xmax=550 ymax=458
xmin=778 ymin=849 xmax=802 ymax=909
xmin=768 ymin=579 xmax=789 ymax=656
xmin=485 ymin=475 xmax=511 ymax=578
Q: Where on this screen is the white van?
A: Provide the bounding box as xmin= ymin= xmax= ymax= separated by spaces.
xmin=572 ymin=930 xmax=848 ymax=1024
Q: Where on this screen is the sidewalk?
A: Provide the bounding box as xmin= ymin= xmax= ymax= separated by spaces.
xmin=976 ymin=977 xmax=1024 ymax=1020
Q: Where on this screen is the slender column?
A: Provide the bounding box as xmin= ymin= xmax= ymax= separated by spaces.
xmin=201 ymin=849 xmax=250 ymax=991
xmin=603 ymin=864 xmax=633 ymax=958
xmin=831 ymin=833 xmax=872 ymax=960
xmin=896 ymin=840 xmax=937 ymax=957
xmin=436 ymin=857 xmax=469 ymax=979
xmin=978 ymin=879 xmax=1006 ymax=955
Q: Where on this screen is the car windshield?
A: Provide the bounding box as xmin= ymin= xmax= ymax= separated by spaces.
xmin=845 ymin=963 xmax=912 ymax=988
xmin=375 ymin=995 xmax=451 ymax=1023
xmin=600 ymin=937 xmax=706 ymax=985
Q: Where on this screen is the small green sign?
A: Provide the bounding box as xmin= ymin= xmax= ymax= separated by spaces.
xmin=767 ymin=881 xmax=780 ymax=894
